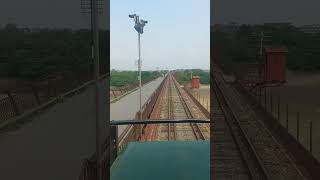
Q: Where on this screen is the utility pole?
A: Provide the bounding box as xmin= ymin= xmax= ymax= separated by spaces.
xmin=260 ymin=31 xmax=264 ymax=56
xmin=138 ymin=32 xmax=142 ymax=120
xmin=81 ymin=0 xmax=101 ymax=178
xmin=91 ymin=0 xmax=100 ymax=179
xmin=129 ymin=14 xmax=148 ymax=137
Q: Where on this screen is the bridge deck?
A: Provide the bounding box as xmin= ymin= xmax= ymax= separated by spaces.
xmin=110 ymin=76 xmax=164 ymax=136
xmin=0 ymin=81 xmax=108 ymax=180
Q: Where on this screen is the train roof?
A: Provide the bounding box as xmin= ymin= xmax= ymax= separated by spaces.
xmin=111 ymin=141 xmax=209 ymax=180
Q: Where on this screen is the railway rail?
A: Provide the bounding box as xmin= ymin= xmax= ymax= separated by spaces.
xmin=154 ymin=74 xmax=209 ymax=141
xmin=211 ymin=65 xmax=306 ymax=180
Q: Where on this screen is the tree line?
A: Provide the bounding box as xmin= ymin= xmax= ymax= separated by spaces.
xmin=110 ymin=70 xmax=164 ymax=87
xmin=212 ymin=24 xmax=320 ymax=73
xmin=175 ymin=69 xmax=210 ymax=85
xmin=0 ymin=23 xmax=108 ymax=80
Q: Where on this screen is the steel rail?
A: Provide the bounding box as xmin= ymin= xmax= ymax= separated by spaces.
xmin=171 ymin=75 xmax=206 ymax=140
xmin=168 ymin=76 xmax=176 ymax=140
xmin=167 ymin=79 xmax=172 ymax=140
xmin=212 ymin=70 xmax=270 ymax=180
xmin=110 ymin=119 xmax=210 ymax=126
xmin=212 ymin=64 xmax=305 ymax=179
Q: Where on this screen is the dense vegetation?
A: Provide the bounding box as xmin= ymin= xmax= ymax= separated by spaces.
xmin=110 ymin=70 xmax=164 ymax=87
xmin=175 ymin=69 xmax=209 ymax=85
xmin=213 ymin=24 xmax=320 ymax=73
xmin=0 ymin=23 xmax=108 ymax=79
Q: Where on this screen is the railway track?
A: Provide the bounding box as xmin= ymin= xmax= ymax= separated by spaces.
xmin=156 ymin=74 xmax=209 ymax=141
xmin=211 ymin=65 xmax=306 ymax=180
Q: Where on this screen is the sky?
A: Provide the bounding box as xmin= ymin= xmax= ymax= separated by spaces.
xmin=110 ymin=0 xmax=210 ymax=71
xmin=0 ymin=0 xmax=109 ymax=29
xmin=1 ymin=0 xmax=319 ymax=28
xmin=1 ymin=0 xmax=319 ymax=70
xmin=212 ymin=0 xmax=320 ymax=26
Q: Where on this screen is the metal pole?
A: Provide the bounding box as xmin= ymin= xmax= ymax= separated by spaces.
xmin=92 ymin=0 xmax=101 ymax=179
xmin=264 ymin=87 xmax=267 ymax=108
xmin=259 ymin=86 xmax=262 ymax=104
xmin=138 ymin=32 xmax=142 ymax=120
xmin=260 ymin=31 xmax=264 ymax=56
xmin=277 ymin=96 xmax=280 ymax=121
xmin=310 ymin=120 xmax=313 ymax=154
xmin=6 ymin=91 xmax=20 ymax=115
xmin=296 ymin=112 xmax=300 ymax=142
xmin=286 ymin=104 xmax=289 ymax=130
xmin=270 ymin=93 xmax=273 ymax=114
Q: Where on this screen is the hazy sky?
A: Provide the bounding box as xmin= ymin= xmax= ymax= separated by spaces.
xmin=212 ymin=0 xmax=320 ymax=25
xmin=1 ymin=0 xmax=319 ymax=27
xmin=1 ymin=0 xmax=319 ymax=70
xmin=0 ymin=0 xmax=108 ymax=29
xmin=110 ymin=0 xmax=210 ymax=71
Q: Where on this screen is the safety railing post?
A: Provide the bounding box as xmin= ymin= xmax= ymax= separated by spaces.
xmin=277 ymin=96 xmax=280 ymax=121
xmin=259 ymin=86 xmax=262 ymax=103
xmin=6 ymin=91 xmax=20 ymax=116
xmin=264 ymin=87 xmax=267 ymax=108
xmin=110 ymin=125 xmax=118 ymax=164
xmin=31 ymin=85 xmax=41 ymax=105
xmin=286 ymin=104 xmax=289 ymax=130
xmin=296 ymin=112 xmax=300 ymax=142
xmin=309 ymin=120 xmax=313 ymax=154
xmin=270 ymin=93 xmax=273 ymax=115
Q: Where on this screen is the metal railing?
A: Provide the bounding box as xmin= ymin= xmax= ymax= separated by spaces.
xmin=78 ymin=118 xmax=209 ymax=180
xmin=0 ymin=72 xmax=108 ymax=129
xmin=110 ymin=77 xmax=159 ymax=102
xmin=110 ymin=119 xmax=210 ymax=163
xmin=134 ymin=75 xmax=167 ymax=120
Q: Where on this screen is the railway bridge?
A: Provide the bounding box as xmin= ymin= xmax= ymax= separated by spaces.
xmin=211 ymin=66 xmax=320 ymax=180
xmin=110 ymin=68 xmax=320 ymax=180
xmin=0 ymin=68 xmax=319 ymax=180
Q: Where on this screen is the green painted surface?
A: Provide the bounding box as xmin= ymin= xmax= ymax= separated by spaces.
xmin=111 ymin=141 xmax=209 ymax=180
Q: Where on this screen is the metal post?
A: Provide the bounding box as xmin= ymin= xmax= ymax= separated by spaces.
xmin=6 ymin=91 xmax=20 ymax=115
xmin=31 ymin=86 xmax=41 ymax=105
xmin=260 ymin=31 xmax=264 ymax=56
xmin=286 ymin=104 xmax=289 ymax=130
xmin=255 ymin=88 xmax=258 ymax=98
xmin=110 ymin=125 xmax=118 ymax=164
xmin=309 ymin=121 xmax=313 ymax=154
xmin=264 ymin=87 xmax=267 ymax=108
xmin=138 ymin=33 xmax=142 ymax=121
xmin=270 ymin=93 xmax=273 ymax=114
xmin=277 ymin=96 xmax=280 ymax=121
xmin=91 ymin=0 xmax=101 ymax=179
xmin=296 ymin=112 xmax=300 ymax=142
xmin=259 ymin=86 xmax=262 ymax=103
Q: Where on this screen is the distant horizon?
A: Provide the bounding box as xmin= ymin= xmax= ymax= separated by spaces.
xmin=211 ymin=22 xmax=317 ymax=26
xmin=111 ymin=68 xmax=210 ymax=71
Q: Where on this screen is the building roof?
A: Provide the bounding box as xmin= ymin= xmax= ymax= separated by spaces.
xmin=111 ymin=141 xmax=209 ymax=180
